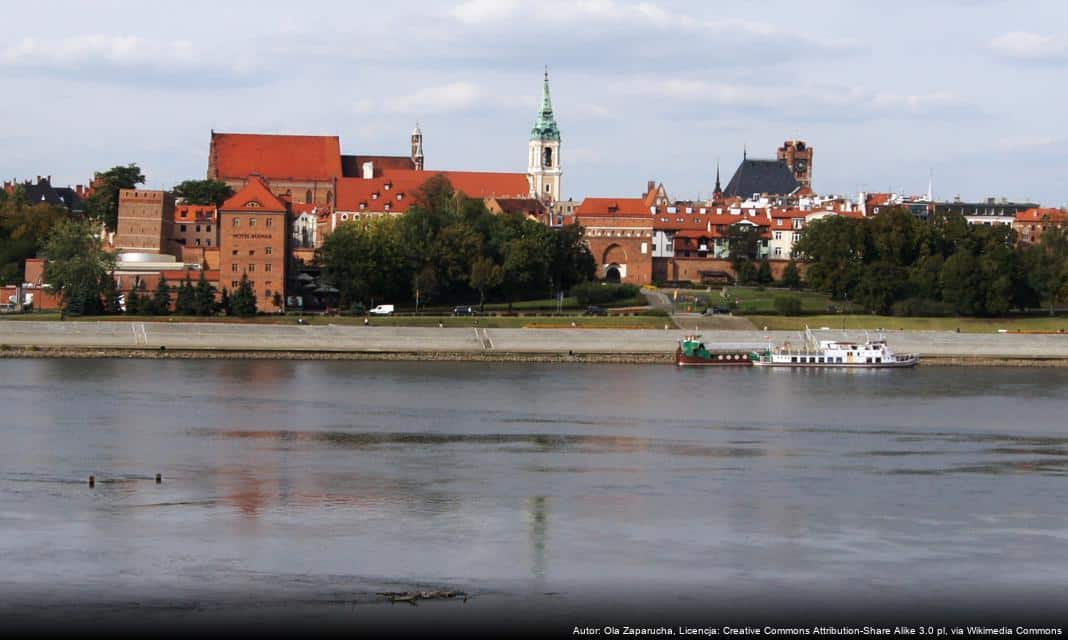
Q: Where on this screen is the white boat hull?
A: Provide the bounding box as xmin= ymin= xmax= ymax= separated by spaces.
xmin=752 ymin=356 xmax=918 ymax=369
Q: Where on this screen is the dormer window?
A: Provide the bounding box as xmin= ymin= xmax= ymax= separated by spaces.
xmin=396 ymin=193 xmax=402 ymax=201
xmin=359 ymin=203 xmax=366 ymax=210
xmin=372 ymin=193 xmax=378 ymax=200
xmin=384 ymin=203 xmax=391 ymax=211
xmin=384 ymin=183 xmax=392 ymax=191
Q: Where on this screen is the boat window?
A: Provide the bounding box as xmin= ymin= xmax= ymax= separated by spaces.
xmin=876 ymin=358 xmax=882 ymax=363
xmin=866 ymin=357 xmax=872 ymax=363
xmin=791 ymin=357 xmax=797 ymax=363
xmin=818 ymin=357 xmax=824 ymax=363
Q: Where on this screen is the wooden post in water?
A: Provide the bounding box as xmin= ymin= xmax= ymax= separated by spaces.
xmin=88 ymin=475 xmax=95 ymax=488
xmin=155 ymin=473 xmax=162 ymax=484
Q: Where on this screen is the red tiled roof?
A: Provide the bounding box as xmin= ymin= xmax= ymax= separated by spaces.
xmin=1015 ymin=207 xmax=1068 ymax=223
xmin=210 ymin=132 xmax=342 ymax=181
xmin=378 ymin=169 xmax=529 ymax=199
xmin=335 ymin=175 xmax=427 ymax=213
xmin=220 ymin=175 xmax=288 ymax=212
xmin=575 ymin=197 xmax=651 ymax=217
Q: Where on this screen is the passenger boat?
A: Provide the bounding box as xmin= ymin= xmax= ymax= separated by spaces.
xmin=676 ymin=334 xmax=754 ymax=366
xmin=750 ymin=327 xmax=918 ymax=368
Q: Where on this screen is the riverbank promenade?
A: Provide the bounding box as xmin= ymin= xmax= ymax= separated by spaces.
xmin=2 ymin=321 xmax=1067 ymax=364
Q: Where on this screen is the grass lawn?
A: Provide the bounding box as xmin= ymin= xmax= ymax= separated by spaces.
xmin=0 ymin=312 xmax=674 ymax=329
xmin=747 ymin=314 xmax=1068 ymax=333
xmin=661 ymin=286 xmax=855 ymax=315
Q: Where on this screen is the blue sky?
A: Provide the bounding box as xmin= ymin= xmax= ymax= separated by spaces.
xmin=2 ymin=0 xmax=1066 ymax=205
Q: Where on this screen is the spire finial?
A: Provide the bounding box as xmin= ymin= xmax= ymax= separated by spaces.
xmin=743 ymin=144 xmax=747 ymax=161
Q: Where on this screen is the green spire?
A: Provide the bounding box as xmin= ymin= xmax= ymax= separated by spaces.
xmin=531 ymin=66 xmax=561 ymax=142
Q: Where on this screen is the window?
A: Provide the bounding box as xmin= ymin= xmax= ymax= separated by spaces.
xmin=232 ymin=249 xmax=238 ymax=256
xmin=231 ymin=263 xmax=238 ymax=272
xmin=791 ymin=357 xmax=797 ymax=363
xmin=206 ymin=225 xmax=212 ymax=232
xmin=265 ymin=247 xmax=273 ymax=255
xmin=265 ymin=264 xmax=272 ymax=273
xmin=249 ymin=264 xmax=256 ymax=273
xmin=545 ymin=184 xmax=551 ymax=193
xmin=195 ymin=239 xmax=201 ymax=247
xmin=180 ymin=224 xmax=187 ymax=232
xmin=265 ymin=289 xmax=271 ymax=298
xmin=232 ymin=281 xmax=239 ymax=288
xmin=249 ymin=250 xmax=255 ymax=256
xmin=206 ymin=239 xmax=211 ymax=246
xmin=195 ymin=225 xmax=201 ymax=232
xmin=774 ymin=231 xmax=782 ymax=240
xmin=266 ymin=218 xmax=273 ymax=228
xmin=233 ymin=218 xmax=240 ymax=227
xmin=249 ymin=217 xmax=257 ymax=227
xmin=305 ymin=190 xmax=313 ymax=203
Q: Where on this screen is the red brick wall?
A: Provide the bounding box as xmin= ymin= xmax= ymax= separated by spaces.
xmin=219 ymin=209 xmax=287 ymax=311
xmin=663 ymin=258 xmax=807 ymax=283
xmin=578 ymin=215 xmax=653 ymax=285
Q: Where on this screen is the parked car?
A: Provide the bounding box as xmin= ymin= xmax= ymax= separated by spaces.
xmin=369 ymin=304 xmax=395 ymax=316
xmin=453 ymin=305 xmax=475 ymax=316
xmin=584 ymin=305 xmax=608 ymax=316
xmin=704 ymin=305 xmax=731 ymax=315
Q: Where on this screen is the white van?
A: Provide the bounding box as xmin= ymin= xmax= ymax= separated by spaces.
xmin=369 ymin=304 xmax=395 ymax=316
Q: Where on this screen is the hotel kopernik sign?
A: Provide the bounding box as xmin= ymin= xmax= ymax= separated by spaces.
xmin=230 ymin=233 xmax=273 ymax=240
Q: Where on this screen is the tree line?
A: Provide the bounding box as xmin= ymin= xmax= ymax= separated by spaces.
xmin=795 ymin=207 xmax=1068 ymax=316
xmin=319 ymin=175 xmax=596 ymax=310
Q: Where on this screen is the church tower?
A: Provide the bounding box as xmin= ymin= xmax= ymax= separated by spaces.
xmin=528 ymin=68 xmax=561 ymax=203
xmin=411 ymin=122 xmax=424 ymax=171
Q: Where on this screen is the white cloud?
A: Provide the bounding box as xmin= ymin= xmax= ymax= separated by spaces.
xmin=0 ymin=35 xmax=260 ymax=87
xmin=989 ymin=31 xmax=1068 ymax=62
xmin=996 ymin=135 xmax=1059 ymax=151
xmin=357 ymin=82 xmax=529 ymax=115
xmin=451 ymin=0 xmax=520 ymax=24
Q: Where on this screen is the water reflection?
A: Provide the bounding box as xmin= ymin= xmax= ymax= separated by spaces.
xmin=1 ymin=359 xmax=1068 ymax=607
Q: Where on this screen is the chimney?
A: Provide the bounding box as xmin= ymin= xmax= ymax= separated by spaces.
xmin=647 ymin=180 xmax=655 ymax=194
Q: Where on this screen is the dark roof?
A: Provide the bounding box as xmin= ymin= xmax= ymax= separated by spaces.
xmin=494 ymin=198 xmax=546 ymax=215
xmin=722 ymin=159 xmax=799 ymax=198
xmin=340 ymin=155 xmax=415 ymax=178
xmin=20 ymin=179 xmax=83 ymax=211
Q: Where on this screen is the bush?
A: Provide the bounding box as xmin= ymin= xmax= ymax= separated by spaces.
xmin=890 ymin=297 xmax=954 ymax=317
xmin=774 ymin=295 xmax=803 ymax=316
xmin=571 ymin=282 xmax=640 ymax=305
xmin=347 ymin=301 xmax=366 ymax=316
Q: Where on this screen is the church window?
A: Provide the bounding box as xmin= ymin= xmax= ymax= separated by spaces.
xmin=545 ymin=184 xmax=550 ymax=193
xmin=326 ymin=191 xmax=333 ymax=205
xmin=305 ymin=190 xmax=313 ymax=203
xmin=543 ymin=147 xmax=552 ymax=168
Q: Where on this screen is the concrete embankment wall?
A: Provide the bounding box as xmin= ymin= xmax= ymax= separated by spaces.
xmin=1 ymin=321 xmax=1067 ymax=365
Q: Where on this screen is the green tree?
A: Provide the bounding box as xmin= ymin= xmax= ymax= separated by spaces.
xmin=1029 ymin=226 xmax=1068 ymax=315
xmin=193 ymin=270 xmax=216 ymax=316
xmin=102 ymin=273 xmax=122 ymax=315
xmin=151 ymin=276 xmax=172 ymax=315
xmin=231 ymin=274 xmax=257 ymax=317
xmin=782 ymin=260 xmax=802 ymax=289
xmin=320 ymin=218 xmax=410 ymax=308
xmin=126 ymin=279 xmax=147 ymax=315
xmin=218 ymin=288 xmax=232 ymax=316
xmin=756 ymin=259 xmax=773 ymax=285
xmin=174 ymin=275 xmax=196 ymax=315
xmin=84 ymin=164 xmax=146 ymax=232
xmin=940 ymin=251 xmax=982 ymax=315
xmin=550 ymin=222 xmax=596 ymax=295
xmin=469 ymin=256 xmax=503 ymax=311
xmin=501 ymin=234 xmax=551 ymax=309
xmin=172 ymin=179 xmax=234 ymax=206
xmin=41 ymin=217 xmax=115 ymax=316
xmin=1 ymin=196 xmax=67 ymax=285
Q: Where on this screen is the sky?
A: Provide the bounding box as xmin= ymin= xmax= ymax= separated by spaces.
xmin=2 ymin=0 xmax=1066 ymax=205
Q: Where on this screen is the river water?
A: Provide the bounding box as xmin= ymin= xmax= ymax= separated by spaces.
xmin=1 ymin=359 xmax=1067 ymax=629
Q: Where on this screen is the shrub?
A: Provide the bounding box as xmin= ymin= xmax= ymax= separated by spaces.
xmin=774 ymin=295 xmax=803 ymax=316
xmin=571 ymin=282 xmax=640 ymax=305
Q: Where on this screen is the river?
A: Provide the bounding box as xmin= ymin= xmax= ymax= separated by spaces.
xmin=1 ymin=359 xmax=1066 ymax=631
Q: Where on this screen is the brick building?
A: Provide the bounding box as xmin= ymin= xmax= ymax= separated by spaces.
xmin=218 ymin=176 xmax=289 ymax=312
xmin=170 ymin=204 xmax=217 ymax=249
xmin=777 ymin=140 xmax=813 ymax=189
xmin=574 ymin=197 xmax=655 ymax=285
xmin=114 ymin=189 xmax=175 ymax=253
xmin=1014 ymin=207 xmax=1068 ymax=244
xmin=208 ymin=132 xmax=342 ymax=207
